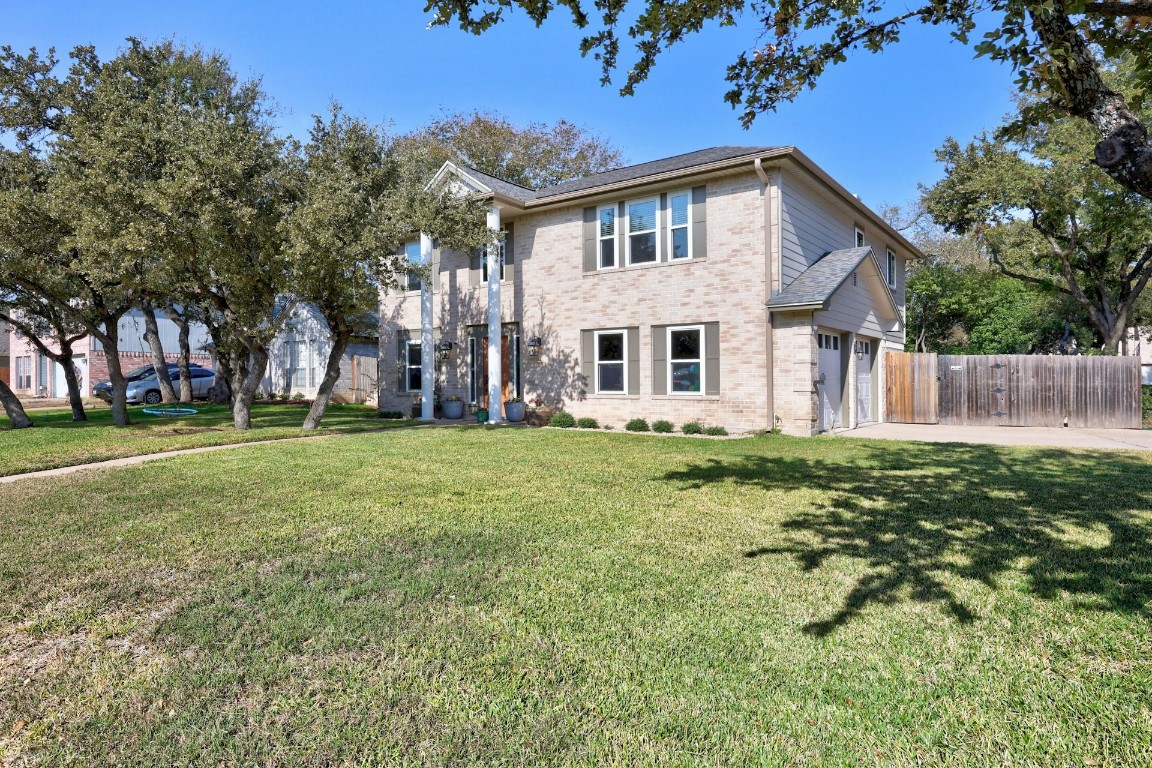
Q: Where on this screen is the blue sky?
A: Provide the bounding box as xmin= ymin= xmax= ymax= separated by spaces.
xmin=6 ymin=1 xmax=1019 ymax=209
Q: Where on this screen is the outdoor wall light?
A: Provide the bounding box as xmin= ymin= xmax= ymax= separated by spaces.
xmin=854 ymin=341 xmax=865 ymax=360
xmin=526 ymin=336 xmax=543 ymax=357
xmin=437 ymin=341 xmax=455 ymax=360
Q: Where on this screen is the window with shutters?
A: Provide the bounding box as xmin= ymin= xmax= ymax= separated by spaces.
xmin=627 ymin=198 xmax=659 ymax=265
xmin=598 ymin=205 xmax=616 ymax=268
xmin=668 ymin=326 xmax=703 ymax=394
xmin=402 ymin=340 xmax=422 ymax=392
xmin=594 ymin=330 xmax=626 ymax=393
xmin=404 ymin=240 xmax=422 ymax=292
xmin=668 ymin=190 xmax=692 ymax=260
xmin=480 ymin=240 xmax=505 ymax=283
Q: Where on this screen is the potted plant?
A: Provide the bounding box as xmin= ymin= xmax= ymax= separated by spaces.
xmin=442 ymin=395 xmax=465 ymax=419
xmin=474 ymin=406 xmax=489 ymax=423
xmin=409 ymin=395 xmax=422 ymax=419
xmin=504 ymin=397 xmax=526 ymax=423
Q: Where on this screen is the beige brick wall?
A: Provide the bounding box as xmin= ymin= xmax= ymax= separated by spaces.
xmin=379 ymin=171 xmax=774 ymax=431
xmin=770 ymin=312 xmax=818 ymax=435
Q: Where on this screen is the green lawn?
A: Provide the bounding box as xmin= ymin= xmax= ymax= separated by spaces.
xmin=0 ymin=403 xmax=415 ymax=477
xmin=1 ymin=429 xmax=1150 ymax=766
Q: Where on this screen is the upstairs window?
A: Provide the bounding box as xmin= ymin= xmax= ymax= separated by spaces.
xmin=404 ymin=241 xmax=422 ymax=292
xmin=854 ymin=227 xmax=865 ymax=249
xmin=886 ymin=248 xmax=897 ymax=287
xmin=481 ymin=240 xmax=505 ymax=283
xmin=598 ymin=205 xmax=617 ymax=268
xmin=668 ymin=191 xmax=691 ymax=260
xmin=627 ymin=198 xmax=658 ymax=265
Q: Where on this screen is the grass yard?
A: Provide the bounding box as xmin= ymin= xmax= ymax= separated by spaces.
xmin=1 ymin=428 xmax=1150 ymax=766
xmin=0 ymin=403 xmax=414 ymax=477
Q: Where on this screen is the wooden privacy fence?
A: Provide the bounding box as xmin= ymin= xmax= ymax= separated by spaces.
xmin=885 ymin=352 xmax=1141 ymax=428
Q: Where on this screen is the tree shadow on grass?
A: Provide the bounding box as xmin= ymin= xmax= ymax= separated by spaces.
xmin=663 ymin=441 xmax=1152 ymax=636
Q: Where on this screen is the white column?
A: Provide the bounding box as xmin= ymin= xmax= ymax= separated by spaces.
xmin=419 ymin=232 xmax=435 ymax=421
xmin=486 ymin=206 xmax=503 ymax=423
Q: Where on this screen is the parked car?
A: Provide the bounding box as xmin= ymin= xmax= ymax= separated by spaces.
xmin=93 ymin=363 xmax=214 ymax=404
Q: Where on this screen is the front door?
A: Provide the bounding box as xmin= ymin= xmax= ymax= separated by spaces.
xmin=470 ymin=330 xmax=518 ymax=408
xmin=818 ymin=332 xmax=842 ymax=431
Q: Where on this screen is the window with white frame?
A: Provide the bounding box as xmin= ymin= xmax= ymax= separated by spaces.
xmin=668 ymin=326 xmax=703 ymax=394
xmin=14 ymin=355 xmax=31 ymax=390
xmin=854 ymin=227 xmax=865 ymax=248
xmin=403 ymin=340 xmax=422 ymax=392
xmin=595 ymin=330 xmax=626 ymax=393
xmin=627 ymin=198 xmax=659 ymax=265
xmin=598 ymin=205 xmax=617 ymax=268
xmin=481 ymin=240 xmax=505 ymax=283
xmin=404 ymin=240 xmax=422 ymax=292
xmin=886 ymin=248 xmax=897 ymax=287
xmin=288 ymin=338 xmax=312 ymax=389
xmin=668 ymin=190 xmax=692 ymax=260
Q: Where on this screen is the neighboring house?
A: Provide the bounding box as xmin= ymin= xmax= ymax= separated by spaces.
xmin=1124 ymin=327 xmax=1152 ymax=384
xmin=5 ymin=308 xmax=212 ymax=399
xmin=377 ymin=146 xmax=919 ymax=435
xmin=0 ymin=318 xmax=10 ymax=386
xmin=261 ymin=302 xmax=379 ymax=403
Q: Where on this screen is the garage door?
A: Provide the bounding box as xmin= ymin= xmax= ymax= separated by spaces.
xmin=818 ymin=332 xmax=842 ymax=431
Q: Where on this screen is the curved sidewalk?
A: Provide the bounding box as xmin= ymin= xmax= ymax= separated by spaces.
xmin=840 ymin=422 xmax=1152 ymax=452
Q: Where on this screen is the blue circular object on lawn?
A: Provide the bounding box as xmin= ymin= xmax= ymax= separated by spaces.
xmin=142 ymin=406 xmax=199 ymax=417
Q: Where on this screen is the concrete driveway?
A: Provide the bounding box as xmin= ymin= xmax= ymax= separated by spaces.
xmin=839 ymin=422 xmax=1152 ymax=452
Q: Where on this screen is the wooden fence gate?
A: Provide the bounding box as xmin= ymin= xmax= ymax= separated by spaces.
xmin=885 ymin=352 xmax=1140 ymax=428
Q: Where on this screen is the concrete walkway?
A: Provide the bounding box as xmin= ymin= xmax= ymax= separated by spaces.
xmin=840 ymin=422 xmax=1152 ymax=452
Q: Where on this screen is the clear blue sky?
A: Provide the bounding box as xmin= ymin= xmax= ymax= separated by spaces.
xmin=5 ymin=1 xmax=1019 ymax=209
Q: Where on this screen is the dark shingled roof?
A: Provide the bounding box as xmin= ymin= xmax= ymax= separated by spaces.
xmin=534 ymin=146 xmax=778 ymax=199
xmin=765 ymin=247 xmax=874 ymax=310
xmin=459 ymin=165 xmax=537 ymax=201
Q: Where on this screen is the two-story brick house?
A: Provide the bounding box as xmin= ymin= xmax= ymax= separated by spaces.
xmin=378 ymin=146 xmax=919 ymax=435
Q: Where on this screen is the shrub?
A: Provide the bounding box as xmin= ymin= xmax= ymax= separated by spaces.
xmin=704 ymin=425 xmax=728 ymax=436
xmin=681 ymin=421 xmax=703 ymax=435
xmin=625 ymin=418 xmax=650 ymax=432
xmin=549 ymin=411 xmax=576 ymax=428
xmin=652 ymin=419 xmax=673 ymax=433
xmin=379 ymin=410 xmax=404 ymax=419
xmin=576 ymin=417 xmax=599 ymax=429
xmin=1144 ymin=385 xmax=1152 ymax=428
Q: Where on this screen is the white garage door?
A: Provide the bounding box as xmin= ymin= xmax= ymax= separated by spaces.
xmin=818 ymin=332 xmax=842 ymax=432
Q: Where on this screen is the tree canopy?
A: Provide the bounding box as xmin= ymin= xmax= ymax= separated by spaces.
xmin=923 ymin=84 xmax=1152 ymax=352
xmin=395 ymin=109 xmax=623 ymax=188
xmin=426 ymin=0 xmax=1152 ymax=201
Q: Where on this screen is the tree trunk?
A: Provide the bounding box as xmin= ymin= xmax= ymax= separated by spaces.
xmin=103 ymin=340 xmax=131 ymax=426
xmin=232 ymin=346 xmax=268 ymax=430
xmin=0 ymin=378 xmax=34 ymax=429
xmin=141 ymin=302 xmax=178 ymax=403
xmin=303 ymin=328 xmax=351 ymax=430
xmin=170 ymin=308 xmax=193 ymax=402
xmin=1029 ymin=3 xmax=1152 ymax=201
xmin=58 ymin=343 xmax=87 ymax=422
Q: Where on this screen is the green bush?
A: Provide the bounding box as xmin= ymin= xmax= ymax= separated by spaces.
xmin=1143 ymin=385 xmax=1152 ymax=427
xmin=576 ymin=417 xmax=599 ymax=429
xmin=681 ymin=421 xmax=703 ymax=435
xmin=652 ymin=419 xmax=673 ymax=433
xmin=549 ymin=411 xmax=576 ymax=428
xmin=378 ymin=411 xmax=404 ymax=420
xmin=704 ymin=425 xmax=728 ymax=436
xmin=625 ymin=418 xmax=650 ymax=432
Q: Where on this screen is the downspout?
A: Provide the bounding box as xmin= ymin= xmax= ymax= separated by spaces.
xmin=755 ymin=158 xmax=777 ymax=430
